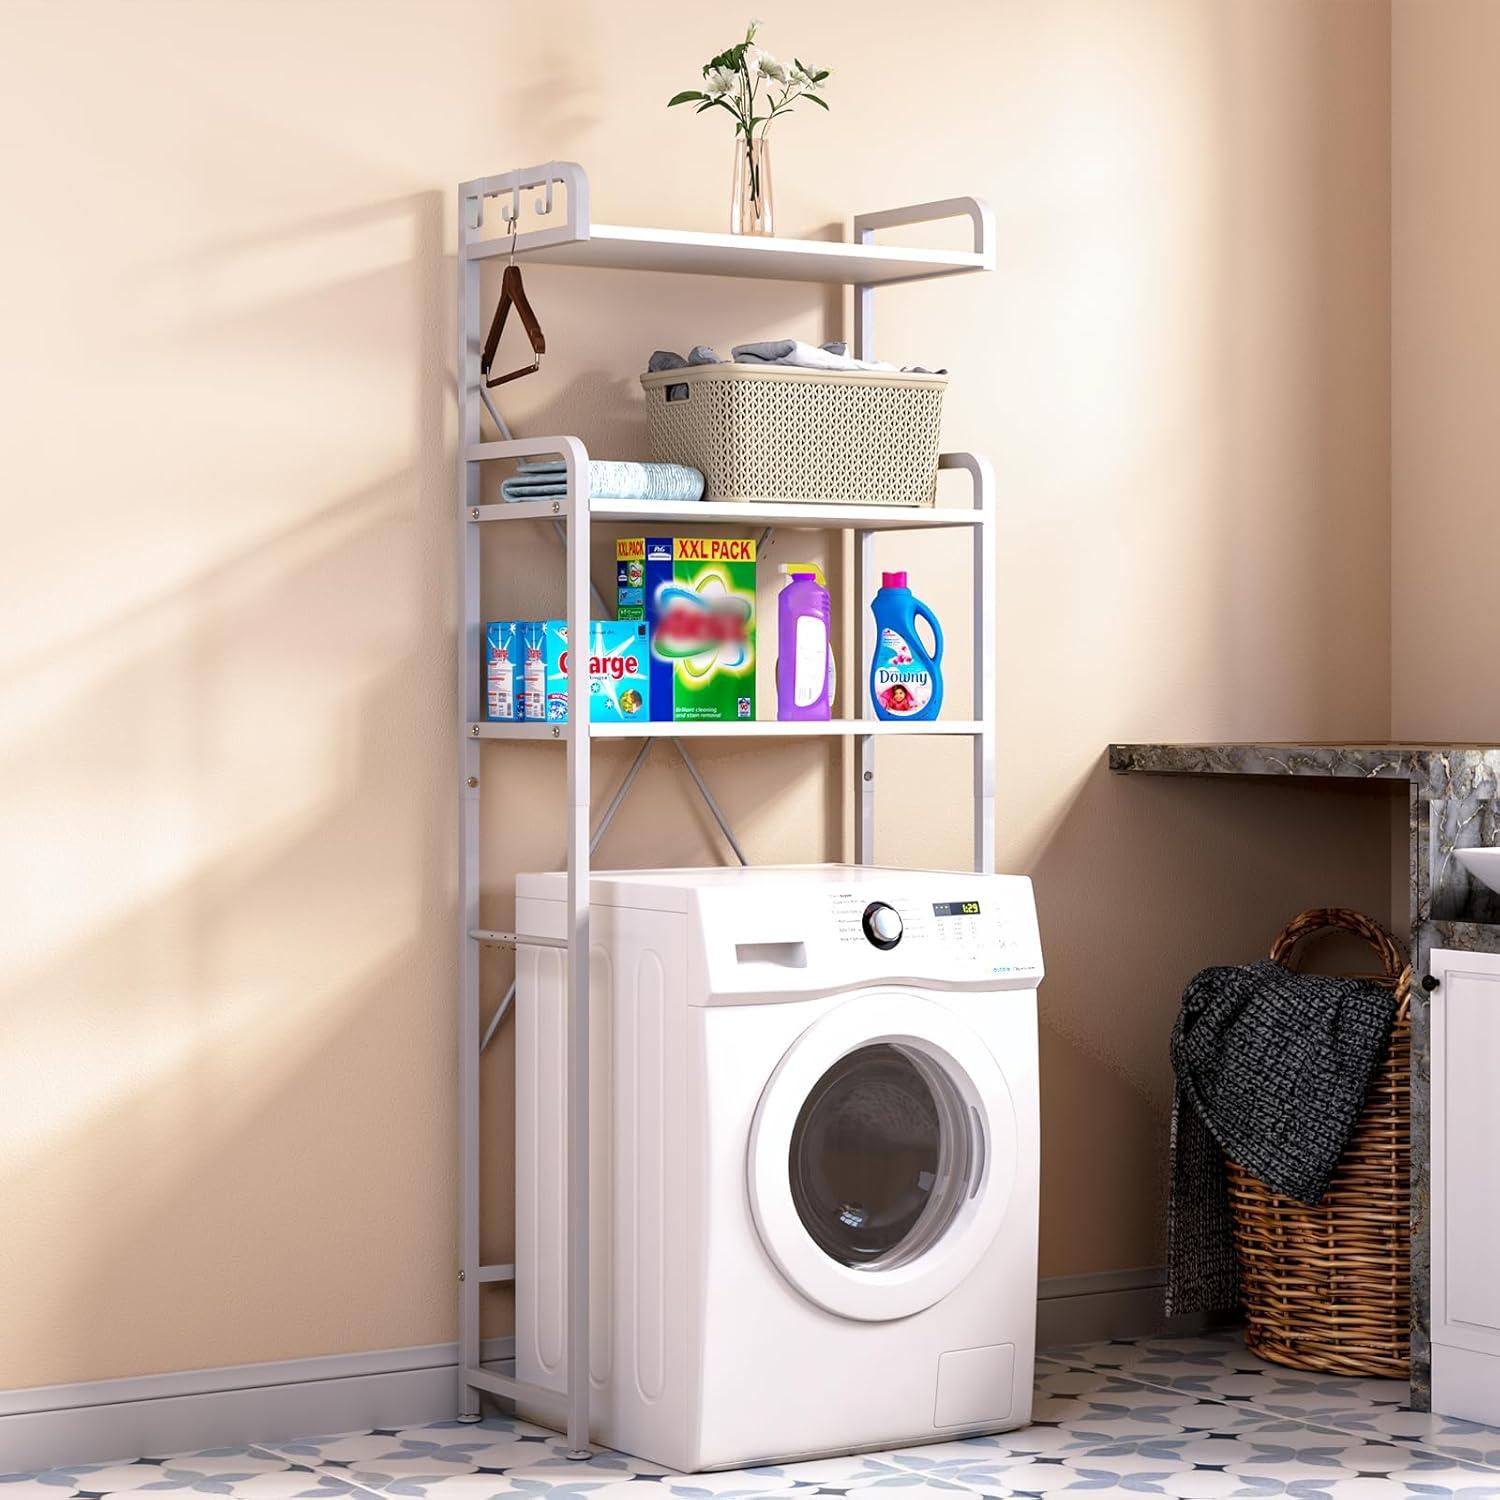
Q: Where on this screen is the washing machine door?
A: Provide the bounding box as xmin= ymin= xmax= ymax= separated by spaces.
xmin=747 ymin=990 xmax=1018 ymax=1322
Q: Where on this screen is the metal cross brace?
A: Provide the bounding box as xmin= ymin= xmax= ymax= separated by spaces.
xmin=474 ymin=521 xmax=768 ymax=1053
xmin=477 ymin=731 xmax=750 ymax=1053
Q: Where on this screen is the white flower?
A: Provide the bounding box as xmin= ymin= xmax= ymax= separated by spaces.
xmin=703 ymin=64 xmax=738 ymax=99
xmin=790 ymin=64 xmax=813 ymax=86
xmin=742 ymin=44 xmax=763 ymax=78
xmin=759 ymin=55 xmax=789 ymax=84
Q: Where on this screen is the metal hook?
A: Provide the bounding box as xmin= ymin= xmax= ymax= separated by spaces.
xmin=506 ymin=215 xmax=518 ymax=266
xmin=508 ymin=184 xmax=522 ymax=228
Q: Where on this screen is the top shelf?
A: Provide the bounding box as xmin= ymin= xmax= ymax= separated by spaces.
xmin=467 ymin=222 xmax=989 ymax=286
xmin=459 ymin=164 xmax=994 ymax=287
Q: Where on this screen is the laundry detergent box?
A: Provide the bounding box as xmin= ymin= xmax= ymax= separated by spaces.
xmin=484 ymin=620 xmax=525 ymax=721
xmin=524 ymin=619 xmax=650 ymax=724
xmin=616 ymin=537 xmax=756 ymax=722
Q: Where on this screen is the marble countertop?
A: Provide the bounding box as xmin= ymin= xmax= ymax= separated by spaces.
xmin=1108 ymin=742 xmax=1500 ymax=798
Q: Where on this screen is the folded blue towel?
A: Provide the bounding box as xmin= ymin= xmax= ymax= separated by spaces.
xmin=500 ymin=459 xmax=705 ymax=503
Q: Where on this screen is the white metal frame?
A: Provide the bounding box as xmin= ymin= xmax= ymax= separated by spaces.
xmin=455 ymin=163 xmax=996 ymax=1456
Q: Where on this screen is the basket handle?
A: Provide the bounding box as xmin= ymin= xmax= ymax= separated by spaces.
xmin=1269 ymin=907 xmax=1405 ymax=982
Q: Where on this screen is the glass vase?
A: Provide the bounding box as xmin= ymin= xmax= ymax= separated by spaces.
xmin=731 ymin=132 xmax=774 ymax=236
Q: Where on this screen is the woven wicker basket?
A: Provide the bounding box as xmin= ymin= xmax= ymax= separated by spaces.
xmin=640 ymin=363 xmax=946 ymax=507
xmin=1226 ymin=908 xmax=1412 ymax=1379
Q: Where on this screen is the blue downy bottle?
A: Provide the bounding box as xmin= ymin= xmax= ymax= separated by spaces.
xmin=869 ymin=571 xmax=943 ymax=721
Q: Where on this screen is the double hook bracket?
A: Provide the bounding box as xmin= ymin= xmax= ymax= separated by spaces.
xmin=474 ymin=164 xmax=587 ymax=390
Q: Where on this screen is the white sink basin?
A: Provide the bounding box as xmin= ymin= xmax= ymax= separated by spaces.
xmin=1456 ymin=847 xmax=1500 ymax=896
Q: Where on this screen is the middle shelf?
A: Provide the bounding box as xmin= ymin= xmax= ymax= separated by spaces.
xmin=469 ymin=718 xmax=986 ymax=741
xmin=467 ymin=496 xmax=989 ymax=531
xmin=464 ymin=445 xmax=991 ymax=532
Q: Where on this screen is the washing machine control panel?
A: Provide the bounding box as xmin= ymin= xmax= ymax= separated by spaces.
xmin=826 ymin=882 xmax=1042 ymax=984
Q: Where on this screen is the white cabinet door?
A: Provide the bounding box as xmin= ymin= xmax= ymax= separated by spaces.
xmin=1431 ymin=946 xmax=1500 ymax=1422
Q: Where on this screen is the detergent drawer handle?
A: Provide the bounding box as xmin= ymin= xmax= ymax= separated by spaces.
xmin=735 ymin=941 xmax=808 ymax=969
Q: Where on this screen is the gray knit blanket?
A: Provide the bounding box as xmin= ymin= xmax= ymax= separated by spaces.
xmin=1165 ymin=959 xmax=1398 ymax=1316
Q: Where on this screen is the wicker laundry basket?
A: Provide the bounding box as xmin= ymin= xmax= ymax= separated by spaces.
xmin=640 ymin=363 xmax=946 ymax=507
xmin=1225 ymin=908 xmax=1412 ymax=1379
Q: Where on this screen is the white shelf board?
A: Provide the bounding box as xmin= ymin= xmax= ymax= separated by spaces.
xmin=466 ymin=492 xmax=987 ymax=531
xmin=465 ymin=222 xmax=989 ymax=285
xmin=470 ymin=719 xmax=984 ymax=741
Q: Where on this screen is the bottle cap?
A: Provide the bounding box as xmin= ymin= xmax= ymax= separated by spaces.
xmin=781 ymin=562 xmax=826 ymax=586
xmin=883 ymin=571 xmax=908 ymax=589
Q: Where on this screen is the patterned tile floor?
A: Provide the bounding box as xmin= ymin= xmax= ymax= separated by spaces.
xmin=8 ymin=1332 xmax=1500 ymax=1500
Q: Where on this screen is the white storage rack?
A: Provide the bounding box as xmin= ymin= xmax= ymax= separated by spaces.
xmin=456 ymin=162 xmax=996 ymax=1454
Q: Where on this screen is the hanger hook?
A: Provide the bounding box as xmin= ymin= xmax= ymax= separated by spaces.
xmin=507 ymin=214 xmax=518 ymax=266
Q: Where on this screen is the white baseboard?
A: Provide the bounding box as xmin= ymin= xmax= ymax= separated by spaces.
xmin=1037 ymin=1265 xmax=1170 ymax=1348
xmin=2 ymin=1271 xmax=1177 ymax=1474
xmin=1432 ymin=1342 xmax=1500 ymax=1425
xmin=0 ymin=1339 xmax=513 ymax=1475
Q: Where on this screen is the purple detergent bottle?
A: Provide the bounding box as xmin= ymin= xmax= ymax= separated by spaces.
xmin=776 ymin=563 xmax=834 ymax=721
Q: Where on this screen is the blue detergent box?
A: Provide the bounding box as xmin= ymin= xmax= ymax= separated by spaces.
xmin=484 ymin=621 xmax=525 ymax=721
xmin=526 ymin=620 xmax=650 ymax=724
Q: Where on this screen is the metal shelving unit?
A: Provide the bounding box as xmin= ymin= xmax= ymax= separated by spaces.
xmin=455 ymin=161 xmax=996 ymax=1455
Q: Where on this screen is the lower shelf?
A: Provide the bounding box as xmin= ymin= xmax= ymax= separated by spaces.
xmin=469 ymin=718 xmax=985 ymax=740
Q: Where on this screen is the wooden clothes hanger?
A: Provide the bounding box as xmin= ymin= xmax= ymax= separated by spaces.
xmin=481 ymin=219 xmax=545 ymax=388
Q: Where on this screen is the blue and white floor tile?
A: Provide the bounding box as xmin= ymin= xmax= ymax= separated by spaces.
xmin=9 ymin=1331 xmax=1500 ymax=1498
xmin=0 ymin=1452 xmax=361 ymax=1500
xmin=1044 ymin=1336 xmax=1406 ymax=1419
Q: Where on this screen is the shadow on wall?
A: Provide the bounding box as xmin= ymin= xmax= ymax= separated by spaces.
xmin=1028 ymin=758 xmax=1406 ymax=1280
xmin=0 ymin=173 xmax=872 ymax=1382
xmin=0 ymin=189 xmax=463 ymax=1384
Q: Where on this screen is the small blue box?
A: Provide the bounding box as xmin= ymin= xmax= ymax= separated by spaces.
xmin=484 ymin=621 xmax=525 ymax=721
xmin=530 ymin=620 xmax=650 ymax=724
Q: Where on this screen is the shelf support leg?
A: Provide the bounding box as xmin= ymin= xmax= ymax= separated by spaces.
xmin=564 ymin=460 xmax=593 ymax=1459
xmin=853 ymin=274 xmax=875 ymax=364
xmin=854 ymin=527 xmax=876 ymax=864
xmin=456 ymin=183 xmax=485 ymax=1423
xmin=970 ymin=463 xmax=996 ymax=873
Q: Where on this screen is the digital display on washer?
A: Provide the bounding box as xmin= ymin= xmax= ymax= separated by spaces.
xmin=931 ymin=900 xmax=982 ymax=918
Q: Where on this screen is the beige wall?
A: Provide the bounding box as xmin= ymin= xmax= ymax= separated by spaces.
xmin=0 ymin=0 xmax=1394 ymax=1389
xmin=1391 ymin=0 xmax=1500 ymax=741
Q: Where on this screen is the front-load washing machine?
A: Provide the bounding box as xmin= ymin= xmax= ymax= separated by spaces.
xmin=513 ymin=864 xmax=1042 ymax=1473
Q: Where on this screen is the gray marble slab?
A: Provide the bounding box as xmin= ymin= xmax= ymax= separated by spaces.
xmin=1109 ymin=741 xmax=1500 ymax=1410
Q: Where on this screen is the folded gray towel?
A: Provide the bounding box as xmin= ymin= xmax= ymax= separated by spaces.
xmin=1166 ymin=959 xmax=1398 ymax=1316
xmin=647 ymin=340 xmax=946 ymax=386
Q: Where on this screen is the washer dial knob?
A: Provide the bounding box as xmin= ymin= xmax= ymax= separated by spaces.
xmin=862 ymin=901 xmax=903 ymax=950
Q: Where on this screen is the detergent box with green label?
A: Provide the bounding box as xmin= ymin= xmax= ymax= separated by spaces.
xmin=616 ymin=537 xmax=756 ymax=722
xmin=523 ymin=619 xmax=650 ymax=724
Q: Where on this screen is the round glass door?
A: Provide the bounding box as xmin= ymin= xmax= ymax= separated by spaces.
xmin=789 ymin=1043 xmax=973 ymax=1269
xmin=747 ymin=992 xmax=1017 ymax=1322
